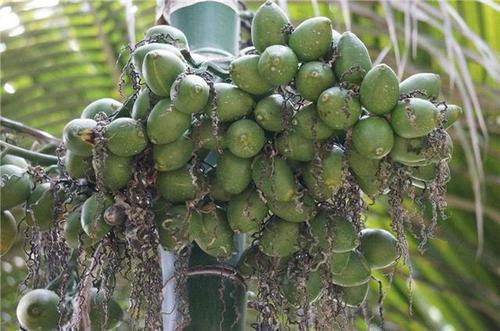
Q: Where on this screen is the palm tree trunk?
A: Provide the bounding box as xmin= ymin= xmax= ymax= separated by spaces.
xmin=158 ymin=1 xmax=246 ymax=330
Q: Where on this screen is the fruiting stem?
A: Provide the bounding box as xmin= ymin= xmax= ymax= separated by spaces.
xmin=0 ymin=140 xmax=59 ymax=166
xmin=0 ymin=116 xmax=62 ymax=145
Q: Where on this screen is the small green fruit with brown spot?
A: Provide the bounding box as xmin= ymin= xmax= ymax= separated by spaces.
xmin=81 ymin=98 xmax=122 ymax=120
xmin=157 ymin=166 xmax=203 ymax=202
xmin=293 ymin=104 xmax=334 ymax=140
xmin=276 ymin=130 xmax=315 ymax=162
xmin=330 ymin=250 xmax=371 ymax=287
xmin=144 ymin=25 xmax=189 ymax=49
xmin=317 ymin=87 xmax=361 ymax=130
xmin=358 ymin=228 xmax=398 ymax=269
xmin=147 ymin=98 xmax=191 ymax=144
xmin=391 ymin=98 xmax=440 ymax=138
xmin=288 ymin=17 xmax=333 ymax=61
xmin=359 ymin=64 xmax=399 ymax=115
xmin=352 ymin=116 xmax=394 ymax=159
xmin=142 ymin=49 xmax=187 ymax=97
xmin=258 ymin=45 xmax=298 ymax=86
xmin=251 ymin=1 xmax=290 ymax=53
xmin=171 ymin=74 xmax=210 ymax=114
xmin=399 ymin=73 xmax=441 ymax=99
xmin=252 ymin=156 xmax=296 ymax=202
xmin=216 ymin=151 xmax=252 ymax=195
xmin=226 ymin=119 xmax=266 ymax=158
xmin=254 ymin=94 xmax=286 ymax=132
xmin=105 ymin=118 xmax=148 ymax=157
xmin=230 ymin=55 xmax=273 ymax=95
xmin=214 ymin=83 xmax=255 ymax=122
xmin=227 ymin=188 xmax=268 ymax=233
xmin=63 ymin=119 xmax=96 ymax=157
xmin=153 ymin=136 xmax=193 ymax=172
xmin=310 ymin=213 xmax=359 ymax=253
xmin=296 ymin=62 xmax=336 ymax=102
xmin=334 ymin=32 xmax=372 ymax=84
xmin=259 ymin=217 xmax=299 ymax=257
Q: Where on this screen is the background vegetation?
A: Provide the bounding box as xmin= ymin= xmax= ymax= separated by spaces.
xmin=1 ymin=0 xmax=499 ymax=330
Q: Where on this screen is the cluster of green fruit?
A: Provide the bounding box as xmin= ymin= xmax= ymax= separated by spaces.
xmin=0 ymin=1 xmax=462 ymax=327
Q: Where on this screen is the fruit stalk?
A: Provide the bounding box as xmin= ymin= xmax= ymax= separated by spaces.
xmin=0 ymin=140 xmax=58 ymax=166
xmin=0 ymin=116 xmax=61 ymax=145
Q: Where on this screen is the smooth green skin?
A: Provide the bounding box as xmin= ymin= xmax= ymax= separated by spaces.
xmin=157 ymin=167 xmax=201 ymax=202
xmin=310 ymin=213 xmax=359 ymax=253
xmin=293 ymin=104 xmax=334 ymax=140
xmin=101 ymin=153 xmax=133 ymax=191
xmin=209 ymin=172 xmax=233 ymax=202
xmin=281 ymin=270 xmax=323 ymax=305
xmin=153 ymin=136 xmax=193 ymax=172
xmin=409 ymin=163 xmax=441 ymax=182
xmin=16 ymin=289 xmax=60 ymax=331
xmin=0 ymin=154 xmax=28 ymax=168
xmin=227 ymin=188 xmax=268 ymax=233
xmin=0 ymin=165 xmax=31 ymax=211
xmin=352 ymin=116 xmax=394 ymax=159
xmin=304 ymin=145 xmax=343 ymax=200
xmin=147 ymin=98 xmax=191 ymax=144
xmin=258 ymin=45 xmax=298 ymax=86
xmin=89 ymin=288 xmax=123 ymax=330
xmin=131 ymin=88 xmax=152 ymax=121
xmin=171 ymin=74 xmax=209 ymax=114
xmin=399 ymin=73 xmax=441 ymax=99
xmin=154 ymin=204 xmax=200 ymax=251
xmin=226 ymin=119 xmax=266 ymax=158
xmin=144 ymin=25 xmax=189 ymax=49
xmin=192 ymin=119 xmax=226 ymax=151
xmin=360 ymin=64 xmax=399 ymax=115
xmin=439 ymin=104 xmax=463 ymax=129
xmin=132 ymin=43 xmax=184 ymax=76
xmin=81 ymin=98 xmax=122 ymax=119
xmin=194 ymin=209 xmax=234 ymax=258
xmin=142 ymin=50 xmax=187 ymax=97
xmin=357 ymin=175 xmax=384 ymax=197
xmin=334 ymin=32 xmax=372 ymax=85
xmin=254 ymin=94 xmax=285 ymax=132
xmin=214 ymin=83 xmax=255 ymax=122
xmin=252 ymin=156 xmax=295 ymax=202
xmin=251 ymin=1 xmax=290 ymax=53
xmin=216 ymin=151 xmax=252 ymax=195
xmin=296 ymin=62 xmax=336 ymax=102
xmin=276 ymin=130 xmax=315 ymax=162
xmin=289 ymin=17 xmax=333 ymax=61
xmin=349 ymin=149 xmax=380 ymax=180
xmin=1 ymin=210 xmax=17 ymax=255
xmin=268 ymin=193 xmax=317 ymax=223
xmin=359 ymin=228 xmax=398 ymax=269
xmin=27 ymin=183 xmax=55 ymax=231
xmin=330 ymin=250 xmax=371 ymax=287
xmin=390 ymin=135 xmax=428 ymax=164
xmin=81 ymin=194 xmax=113 ymax=242
xmin=64 ymin=208 xmax=92 ymax=251
xmin=230 ymin=55 xmax=273 ymax=95
xmin=340 ymin=282 xmax=369 ymax=307
xmin=64 ymin=151 xmax=93 ymax=179
xmin=63 ymin=118 xmax=96 ymax=156
xmin=259 ymin=217 xmax=299 ymax=257
xmin=391 ymin=98 xmax=440 ymax=138
xmin=105 ymin=118 xmax=148 ymax=157
xmin=317 ymin=87 xmax=361 ymax=130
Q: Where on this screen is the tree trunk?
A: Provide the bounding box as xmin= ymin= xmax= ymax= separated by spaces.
xmin=158 ymin=1 xmax=247 ymax=330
